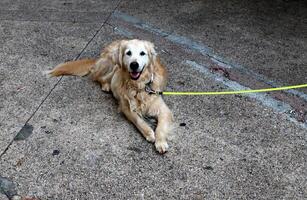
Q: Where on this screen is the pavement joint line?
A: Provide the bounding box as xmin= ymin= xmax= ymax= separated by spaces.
xmin=184 ymin=60 xmax=307 ymax=130
xmin=0 ymin=9 xmax=113 ymax=14
xmin=111 ymin=11 xmax=307 ymax=102
xmin=0 ymin=0 xmax=123 ymax=159
xmin=0 ymin=9 xmax=115 ymax=24
xmin=0 ymin=18 xmax=103 ymax=24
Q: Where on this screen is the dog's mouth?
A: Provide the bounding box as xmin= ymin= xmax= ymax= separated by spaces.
xmin=130 ymin=71 xmax=141 ymax=80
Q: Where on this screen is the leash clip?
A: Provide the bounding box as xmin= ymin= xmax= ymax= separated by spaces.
xmin=144 ymin=74 xmax=163 ymax=95
xmin=145 ymin=85 xmax=162 ymax=95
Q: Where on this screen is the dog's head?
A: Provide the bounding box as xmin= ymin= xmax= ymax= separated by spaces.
xmin=119 ymin=39 xmax=157 ymax=80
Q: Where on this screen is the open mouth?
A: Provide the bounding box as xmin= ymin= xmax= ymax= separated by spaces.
xmin=130 ymin=71 xmax=141 ymax=80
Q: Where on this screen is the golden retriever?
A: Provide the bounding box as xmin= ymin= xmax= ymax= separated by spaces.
xmin=47 ymin=39 xmax=174 ymax=153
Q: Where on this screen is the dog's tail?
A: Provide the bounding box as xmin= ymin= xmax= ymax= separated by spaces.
xmin=45 ymin=59 xmax=97 ymax=77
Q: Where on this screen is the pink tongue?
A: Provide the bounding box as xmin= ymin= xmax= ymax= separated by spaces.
xmin=130 ymin=72 xmax=140 ymax=79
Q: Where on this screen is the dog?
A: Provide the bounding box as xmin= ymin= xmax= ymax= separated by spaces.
xmin=47 ymin=39 xmax=174 ymax=153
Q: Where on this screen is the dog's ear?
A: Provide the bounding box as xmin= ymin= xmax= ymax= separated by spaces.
xmin=117 ymin=40 xmax=128 ymax=67
xmin=145 ymin=41 xmax=157 ymax=61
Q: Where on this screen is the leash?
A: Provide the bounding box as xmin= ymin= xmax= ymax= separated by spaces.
xmin=153 ymin=84 xmax=307 ymax=96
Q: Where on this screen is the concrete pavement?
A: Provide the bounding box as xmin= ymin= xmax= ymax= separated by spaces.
xmin=0 ymin=0 xmax=306 ymax=199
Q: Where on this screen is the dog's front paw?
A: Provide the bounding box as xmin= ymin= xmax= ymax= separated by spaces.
xmin=155 ymin=140 xmax=169 ymax=154
xmin=101 ymin=83 xmax=111 ymax=92
xmin=145 ymin=130 xmax=155 ymax=143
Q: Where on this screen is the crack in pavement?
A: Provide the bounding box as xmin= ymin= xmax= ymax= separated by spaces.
xmin=0 ymin=0 xmax=123 ymax=160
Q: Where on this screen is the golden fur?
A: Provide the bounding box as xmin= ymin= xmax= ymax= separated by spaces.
xmin=47 ymin=39 xmax=173 ymax=153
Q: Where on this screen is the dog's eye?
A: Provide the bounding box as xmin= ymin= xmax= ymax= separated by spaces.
xmin=140 ymin=51 xmax=146 ymax=56
xmin=126 ymin=51 xmax=132 ymax=56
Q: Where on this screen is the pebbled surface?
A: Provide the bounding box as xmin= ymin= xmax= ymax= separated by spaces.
xmin=0 ymin=20 xmax=100 ymax=154
xmin=0 ymin=0 xmax=306 ymax=199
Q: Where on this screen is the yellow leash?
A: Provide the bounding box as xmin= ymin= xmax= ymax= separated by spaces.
xmin=161 ymin=84 xmax=307 ymax=96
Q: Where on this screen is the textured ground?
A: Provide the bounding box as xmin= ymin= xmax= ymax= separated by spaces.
xmin=0 ymin=0 xmax=306 ymax=199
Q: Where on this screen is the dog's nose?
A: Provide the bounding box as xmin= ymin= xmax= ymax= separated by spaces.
xmin=130 ymin=62 xmax=139 ymax=71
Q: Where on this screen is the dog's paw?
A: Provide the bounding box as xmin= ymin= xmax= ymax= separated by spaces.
xmin=145 ymin=130 xmax=155 ymax=143
xmin=101 ymin=84 xmax=111 ymax=92
xmin=43 ymin=70 xmax=53 ymax=78
xmin=155 ymin=140 xmax=169 ymax=154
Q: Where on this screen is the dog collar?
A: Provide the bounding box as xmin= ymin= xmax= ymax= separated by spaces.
xmin=144 ymin=74 xmax=162 ymax=95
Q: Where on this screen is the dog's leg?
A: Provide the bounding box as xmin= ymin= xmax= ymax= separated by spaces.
xmin=98 ymin=65 xmax=119 ymax=92
xmin=121 ymin=107 xmax=155 ymax=143
xmin=46 ymin=59 xmax=96 ymax=77
xmin=153 ymin=100 xmax=174 ymax=154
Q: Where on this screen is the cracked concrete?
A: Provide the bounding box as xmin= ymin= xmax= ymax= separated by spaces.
xmin=0 ymin=0 xmax=306 ymax=199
